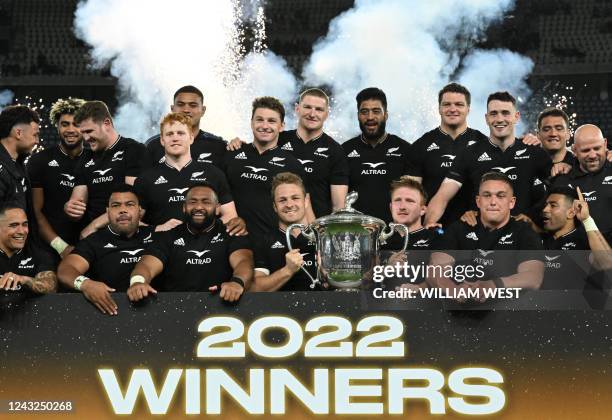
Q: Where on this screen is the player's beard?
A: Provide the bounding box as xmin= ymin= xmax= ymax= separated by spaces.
xmin=185 ymin=209 xmax=216 ymax=232
xmin=60 ymin=135 xmax=82 ymax=150
xmin=359 ymin=119 xmax=386 ymax=141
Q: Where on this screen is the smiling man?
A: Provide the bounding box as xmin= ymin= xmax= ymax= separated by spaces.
xmin=58 ymin=185 xmax=154 ymax=315
xmin=223 ymin=96 xmax=310 ymax=242
xmin=425 ymin=91 xmax=553 ymax=227
xmin=64 ymin=101 xmax=146 ymax=238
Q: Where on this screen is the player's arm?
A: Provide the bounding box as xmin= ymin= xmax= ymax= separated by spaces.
xmin=574 ymin=187 xmax=612 ymax=270
xmin=80 ymin=212 xmax=109 ymax=239
xmin=65 ymin=185 xmax=88 ymax=220
xmin=216 ymin=249 xmax=253 ymax=302
xmin=125 ymin=176 xmax=137 ymax=186
xmin=1 ymin=270 xmax=58 ymax=294
xmin=127 ymin=255 xmax=163 ymax=301
xmin=424 ymin=178 xmax=462 ymax=226
xmin=304 ymin=193 xmax=316 ymax=223
xmin=219 ymin=201 xmax=238 ymax=223
xmin=32 ymin=187 xmax=72 ymax=257
xmin=252 ymin=249 xmax=303 ymax=292
xmin=330 ymin=184 xmax=348 ymax=212
xmin=494 ymin=259 xmax=544 ymax=290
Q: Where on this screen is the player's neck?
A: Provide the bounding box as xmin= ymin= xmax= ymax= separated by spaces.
xmin=253 ymin=138 xmax=278 ymax=154
xmin=0 ymin=243 xmax=17 ymax=258
xmin=489 ymin=134 xmax=515 ymax=151
xmin=481 ymin=215 xmax=510 ymax=230
xmin=553 ymin=222 xmax=576 ymax=240
xmin=362 ymin=131 xmax=388 ymax=147
xmin=546 ymin=147 xmax=566 ymax=164
xmin=102 ymin=131 xmax=120 ymax=151
xmin=440 ymin=123 xmax=467 ymax=140
xmin=296 ymin=125 xmax=323 ymax=143
xmin=191 ymin=125 xmax=200 ymax=137
xmin=0 ymin=138 xmax=18 ymax=160
xmin=59 ymin=142 xmax=83 ymax=158
xmin=164 ymin=153 xmax=191 ymax=170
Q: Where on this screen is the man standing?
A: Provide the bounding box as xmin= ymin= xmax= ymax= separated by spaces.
xmin=128 ymin=184 xmax=253 ymax=302
xmin=224 ymin=96 xmax=311 ymax=241
xmin=146 ymin=85 xmax=227 ymax=168
xmin=409 ymin=83 xmax=488 ymax=225
xmin=342 ymin=87 xmax=415 ymax=222
xmin=252 ymin=172 xmax=318 ymax=291
xmin=430 ymin=172 xmax=545 ymax=300
xmin=552 ymin=124 xmax=612 ymax=239
xmin=0 ymin=203 xmax=57 ymax=294
xmin=134 ymin=112 xmax=244 ymax=234
xmin=64 ymin=101 xmax=146 ymax=237
xmin=425 ymin=92 xmax=552 ymax=226
xmin=0 ymin=105 xmax=40 ymax=232
xmin=58 ymin=185 xmax=154 ymax=315
xmin=27 ymin=98 xmax=89 ymax=259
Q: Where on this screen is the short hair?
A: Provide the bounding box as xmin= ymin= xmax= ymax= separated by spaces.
xmin=487 ymin=91 xmax=516 ymax=107
xmin=389 ymin=176 xmax=428 ymax=204
xmin=73 ymin=100 xmax=112 ymax=125
xmin=49 ymin=98 xmax=86 ymax=126
xmin=356 ymin=87 xmax=387 ymax=110
xmin=0 ymin=105 xmax=41 ymax=139
xmin=0 ymin=201 xmax=26 ymax=219
xmin=438 ymin=83 xmax=471 ymax=106
xmin=537 ymin=107 xmax=569 ymax=130
xmin=298 ymin=88 xmax=330 ymax=107
xmin=271 ymin=172 xmax=306 ymax=200
xmin=173 ymin=85 xmax=204 ymax=103
xmin=546 ymin=185 xmax=578 ymax=206
xmin=251 ymin=96 xmax=285 ymax=122
xmin=108 ymin=184 xmax=140 ymax=205
xmin=159 ymin=112 xmax=192 ymax=134
xmin=479 ymin=171 xmax=514 ymax=194
xmin=185 ymin=182 xmax=219 ymax=204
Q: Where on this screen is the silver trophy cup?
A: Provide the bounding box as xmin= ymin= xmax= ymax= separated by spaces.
xmin=286 ymin=191 xmax=409 ymax=290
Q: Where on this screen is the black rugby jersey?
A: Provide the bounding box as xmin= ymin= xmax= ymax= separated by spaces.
xmin=342 ymin=134 xmax=415 ymax=223
xmin=0 ymin=240 xmax=55 ymax=279
xmin=133 ymin=160 xmax=232 ymax=226
xmin=71 ymin=225 xmax=155 ymax=292
xmin=223 ymin=143 xmax=307 ymax=241
xmin=540 ymin=228 xmax=590 ymax=290
xmin=145 ymin=129 xmax=227 ymax=169
xmin=145 ymin=220 xmax=251 ymax=291
xmin=254 ymin=227 xmax=318 ymax=291
xmin=447 ymin=138 xmax=552 ymax=215
xmin=73 ymin=136 xmax=145 ymax=222
xmin=278 ymin=130 xmax=348 ymax=217
xmin=27 ymin=145 xmax=91 ymax=244
xmin=0 ymin=145 xmax=36 ymax=234
xmin=409 ymin=127 xmax=487 ymax=224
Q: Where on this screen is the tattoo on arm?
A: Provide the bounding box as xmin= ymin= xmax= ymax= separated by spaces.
xmin=31 ymin=271 xmax=58 ymax=294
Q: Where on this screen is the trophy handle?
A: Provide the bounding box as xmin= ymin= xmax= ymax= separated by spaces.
xmin=285 ymin=224 xmax=319 ymax=289
xmin=379 ymin=223 xmax=410 ymax=251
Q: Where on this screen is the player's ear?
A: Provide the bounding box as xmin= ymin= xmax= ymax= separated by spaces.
xmin=509 ymin=195 xmax=516 ymax=210
xmin=420 ymin=204 xmax=427 ymax=216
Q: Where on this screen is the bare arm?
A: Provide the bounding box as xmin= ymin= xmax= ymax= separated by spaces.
xmin=24 ymin=271 xmax=57 ymax=294
xmin=424 ymin=179 xmax=462 ymax=226
xmin=330 ymin=185 xmax=348 ymax=212
xmin=130 ymin=255 xmax=164 ymax=284
xmin=219 ymin=201 xmax=238 ymax=223
xmin=251 ymin=249 xmax=302 ymax=292
xmin=229 ymin=249 xmax=254 ymax=290
xmin=80 ymin=212 xmax=109 ymax=239
xmin=497 ymin=259 xmax=544 ymax=290
xmin=65 ymin=185 xmax=88 ymax=220
xmin=305 ymin=193 xmax=316 ymax=223
xmin=57 ymin=254 xmax=90 ymax=289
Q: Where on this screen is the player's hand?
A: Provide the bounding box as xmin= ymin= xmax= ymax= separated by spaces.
xmin=551 ymin=162 xmax=572 ymax=177
xmin=59 ymin=245 xmax=74 ymax=260
xmin=0 ymin=272 xmax=25 ymax=290
xmin=424 ymin=222 xmax=443 ymax=230
xmin=395 ymin=282 xmax=421 ymax=299
xmin=65 ymin=199 xmax=86 ymax=220
xmin=80 ymin=223 xmax=98 ymax=240
xmin=225 ymin=217 xmax=248 ymax=236
xmin=155 ymin=218 xmax=183 ymax=232
xmin=513 ymin=213 xmax=540 ymax=232
xmin=573 ymin=186 xmax=590 ymax=222
xmin=521 ymin=133 xmax=541 ymax=146
xmin=127 ymin=283 xmax=157 ymax=302
xmin=226 ymin=137 xmax=246 ymax=151
xmin=81 ymin=279 xmax=117 ymax=315
xmin=460 ymin=210 xmax=478 ymax=227
xmin=285 ymin=249 xmax=304 ymax=274
xmin=212 ymin=282 xmax=244 ymax=302
xmin=468 ymin=279 xmax=496 ymax=303
xmin=387 ymin=251 xmax=407 ymax=266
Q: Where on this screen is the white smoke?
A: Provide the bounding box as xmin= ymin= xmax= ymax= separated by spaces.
xmin=73 ymin=0 xmax=296 ymax=141
xmin=303 ymin=0 xmax=534 ymax=141
xmin=0 ymin=89 xmax=14 ymax=110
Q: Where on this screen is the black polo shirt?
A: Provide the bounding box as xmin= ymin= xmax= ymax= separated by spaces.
xmin=540 ymin=228 xmax=591 ymax=289
xmin=133 ymin=160 xmax=233 ymax=226
xmin=145 ymin=220 xmax=251 ymax=291
xmin=223 ymin=143 xmax=307 ymax=241
xmin=145 ymin=129 xmax=227 ymax=169
xmin=409 ymin=127 xmax=488 ymax=225
xmin=27 ymin=145 xmax=91 ymax=244
xmin=278 ymin=130 xmax=349 ymax=217
xmin=71 ymin=225 xmax=155 ymax=292
xmin=434 ymin=218 xmax=544 ymax=281
xmin=447 ymin=139 xmax=552 ymax=215
xmin=552 ymin=161 xmax=612 ymax=237
xmin=73 ymin=136 xmax=145 ymax=222
xmin=342 ymin=134 xmax=415 ymax=222
xmin=254 ymin=227 xmax=318 ymax=291
xmin=0 ymin=240 xmax=56 ymax=279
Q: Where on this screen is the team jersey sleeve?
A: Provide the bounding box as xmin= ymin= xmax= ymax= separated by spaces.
xmin=401 ymin=141 xmax=418 ymax=176
xmin=516 ymin=222 xmax=544 ymax=264
xmin=329 ymin=143 xmax=350 ymax=185
xmin=25 ymin=153 xmax=45 ymax=188
xmin=406 ymin=137 xmax=425 ymax=178
xmin=132 ymin=176 xmax=150 ymax=211
xmin=125 ymin=142 xmax=147 ymax=178
xmin=253 ymin=237 xmax=271 ymax=274
xmin=228 ymin=233 xmax=252 ymax=255
xmin=432 ymin=222 xmax=461 ymax=251
xmin=534 ymin=146 xmax=553 ymax=181
xmin=446 ymin=148 xmax=470 ymax=185
xmin=143 ymin=231 xmax=172 ymax=266
xmin=32 ymin=244 xmax=57 ymax=273
xmin=71 ymin=236 xmax=97 ymax=265
xmin=73 ymin=158 xmax=88 ymax=187
xmin=207 ymin=165 xmax=233 ymax=205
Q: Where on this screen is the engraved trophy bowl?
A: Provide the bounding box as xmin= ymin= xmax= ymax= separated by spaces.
xmin=286 ymin=191 xmax=409 ymax=290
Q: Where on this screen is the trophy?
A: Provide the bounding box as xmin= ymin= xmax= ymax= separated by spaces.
xmin=286 ymin=191 xmax=409 ymax=290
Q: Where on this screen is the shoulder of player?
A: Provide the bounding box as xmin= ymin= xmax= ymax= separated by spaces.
xmin=412 ymin=128 xmax=438 ymax=146
xmin=145 ymin=134 xmax=161 ymax=147
xmin=119 ymin=137 xmax=146 ymax=151
xmin=197 ymin=130 xmax=225 ymax=144
xmin=341 ymin=135 xmax=361 ymax=149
